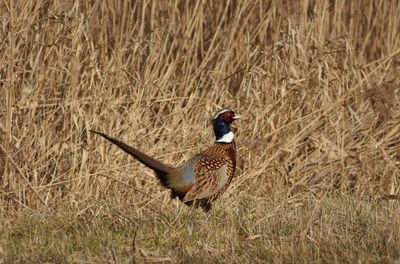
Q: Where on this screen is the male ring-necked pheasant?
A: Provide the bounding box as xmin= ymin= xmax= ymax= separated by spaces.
xmin=90 ymin=109 xmax=240 ymax=211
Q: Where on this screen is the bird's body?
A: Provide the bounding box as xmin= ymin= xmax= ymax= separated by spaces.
xmin=91 ymin=109 xmax=240 ymax=211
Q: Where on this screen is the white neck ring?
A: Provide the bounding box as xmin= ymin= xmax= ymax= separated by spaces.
xmin=216 ymin=131 xmax=234 ymax=143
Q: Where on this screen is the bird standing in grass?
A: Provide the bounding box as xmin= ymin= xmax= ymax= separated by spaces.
xmin=90 ymin=109 xmax=240 ymax=211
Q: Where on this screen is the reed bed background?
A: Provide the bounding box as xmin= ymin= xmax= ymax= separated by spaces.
xmin=1 ymin=0 xmax=400 ymax=263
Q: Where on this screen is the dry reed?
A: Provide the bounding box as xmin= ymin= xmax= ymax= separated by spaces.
xmin=0 ymin=0 xmax=399 ymax=263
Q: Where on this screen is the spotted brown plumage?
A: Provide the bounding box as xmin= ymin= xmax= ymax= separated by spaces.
xmin=90 ymin=109 xmax=240 ymax=211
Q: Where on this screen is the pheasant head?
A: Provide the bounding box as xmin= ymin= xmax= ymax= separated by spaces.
xmin=212 ymin=109 xmax=240 ymax=143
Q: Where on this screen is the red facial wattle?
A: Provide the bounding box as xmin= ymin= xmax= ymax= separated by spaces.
xmin=222 ymin=112 xmax=234 ymax=122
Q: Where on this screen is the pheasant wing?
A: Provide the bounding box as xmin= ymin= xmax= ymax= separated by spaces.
xmin=183 ymin=154 xmax=229 ymax=202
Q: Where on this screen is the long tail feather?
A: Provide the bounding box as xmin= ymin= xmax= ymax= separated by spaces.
xmin=90 ymin=130 xmax=173 ymax=187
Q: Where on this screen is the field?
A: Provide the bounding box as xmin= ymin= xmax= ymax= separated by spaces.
xmin=1 ymin=0 xmax=400 ymax=263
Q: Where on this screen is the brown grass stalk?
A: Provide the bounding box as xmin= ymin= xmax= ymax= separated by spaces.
xmin=0 ymin=0 xmax=399 ymax=263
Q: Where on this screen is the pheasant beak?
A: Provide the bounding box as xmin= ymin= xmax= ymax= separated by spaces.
xmin=232 ymin=114 xmax=241 ymax=120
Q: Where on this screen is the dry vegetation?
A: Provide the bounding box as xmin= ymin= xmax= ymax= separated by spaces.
xmin=1 ymin=0 xmax=400 ymax=263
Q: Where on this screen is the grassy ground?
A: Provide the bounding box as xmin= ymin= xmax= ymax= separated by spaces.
xmin=1 ymin=0 xmax=400 ymax=263
xmin=2 ymin=193 xmax=399 ymax=263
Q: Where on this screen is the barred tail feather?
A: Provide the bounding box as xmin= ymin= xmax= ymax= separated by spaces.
xmin=90 ymin=130 xmax=173 ymax=187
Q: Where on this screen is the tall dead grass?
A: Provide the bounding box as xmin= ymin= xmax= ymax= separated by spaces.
xmin=1 ymin=0 xmax=399 ymax=207
xmin=0 ymin=0 xmax=399 ymax=262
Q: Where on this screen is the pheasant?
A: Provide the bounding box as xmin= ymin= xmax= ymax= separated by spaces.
xmin=90 ymin=109 xmax=240 ymax=211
